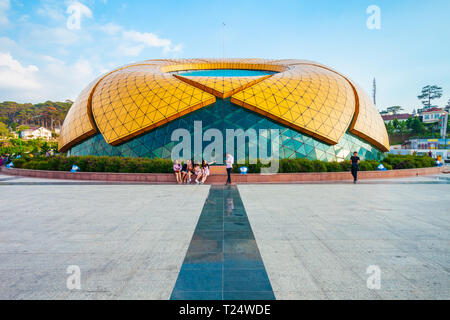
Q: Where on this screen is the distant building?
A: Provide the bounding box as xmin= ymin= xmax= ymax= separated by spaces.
xmin=419 ymin=107 xmax=448 ymax=124
xmin=381 ymin=113 xmax=412 ymax=124
xmin=406 ymin=138 xmax=450 ymax=150
xmin=20 ymin=127 xmax=52 ymax=140
xmin=391 ymin=138 xmax=450 ymax=163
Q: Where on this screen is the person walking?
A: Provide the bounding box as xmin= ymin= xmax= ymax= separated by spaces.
xmin=350 ymin=151 xmax=360 ymax=183
xmin=225 ymin=153 xmax=234 ymax=185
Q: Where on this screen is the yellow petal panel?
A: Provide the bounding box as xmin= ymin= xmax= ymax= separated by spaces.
xmin=349 ymin=82 xmax=390 ymax=152
xmin=231 ymin=64 xmax=356 ymax=145
xmin=58 ymin=78 xmax=99 ymax=152
xmin=91 ymin=65 xmax=216 ymax=145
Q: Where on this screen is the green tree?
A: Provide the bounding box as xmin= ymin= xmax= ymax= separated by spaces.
xmin=392 ymin=118 xmax=400 ymax=130
xmin=385 ymin=121 xmax=394 ymax=134
xmin=418 ymin=85 xmax=443 ymax=108
xmin=387 ymin=106 xmax=403 ymax=115
xmin=406 ymin=116 xmax=413 ymax=129
xmin=411 ymin=117 xmax=425 ymax=135
xmin=0 ymin=122 xmax=10 ymax=137
xmin=398 ymin=121 xmax=407 ymax=136
xmin=0 ymin=100 xmax=72 ymax=128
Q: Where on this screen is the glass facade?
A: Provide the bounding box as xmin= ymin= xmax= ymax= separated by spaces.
xmin=68 ymin=99 xmax=384 ymax=162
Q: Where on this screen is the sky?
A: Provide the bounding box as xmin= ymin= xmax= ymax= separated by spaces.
xmin=0 ymin=0 xmax=449 ymax=112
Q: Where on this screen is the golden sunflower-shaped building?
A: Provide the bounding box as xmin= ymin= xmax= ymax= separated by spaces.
xmin=58 ymin=59 xmax=389 ymax=161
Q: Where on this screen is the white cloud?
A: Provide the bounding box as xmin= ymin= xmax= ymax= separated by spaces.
xmin=29 ymin=25 xmax=89 ymax=47
xmin=99 ymin=23 xmax=183 ymax=55
xmin=123 ymin=30 xmax=182 ymax=54
xmin=0 ymin=52 xmax=98 ymax=102
xmin=119 ymin=44 xmax=144 ymax=57
xmin=99 ymin=22 xmax=122 ymax=36
xmin=0 ymin=0 xmax=10 ymax=26
xmin=37 ymin=2 xmax=65 ymax=22
xmin=0 ymin=52 xmax=40 ymax=91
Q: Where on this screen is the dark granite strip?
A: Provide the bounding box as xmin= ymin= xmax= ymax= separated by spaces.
xmin=171 ymin=185 xmax=275 ymax=300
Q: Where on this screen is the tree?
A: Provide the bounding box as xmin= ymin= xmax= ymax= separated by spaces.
xmin=0 ymin=122 xmax=10 ymax=137
xmin=387 ymin=106 xmax=404 ymax=115
xmin=393 ymin=118 xmax=400 ymax=130
xmin=385 ymin=122 xmax=393 ymax=135
xmin=0 ymin=100 xmax=72 ymax=129
xmin=406 ymin=116 xmax=413 ymax=129
xmin=418 ymin=85 xmax=443 ymax=108
xmin=411 ymin=117 xmax=425 ymax=135
xmin=398 ymin=121 xmax=407 ymax=136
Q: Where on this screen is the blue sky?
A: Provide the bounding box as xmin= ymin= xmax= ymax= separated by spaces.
xmin=0 ymin=0 xmax=449 ymax=112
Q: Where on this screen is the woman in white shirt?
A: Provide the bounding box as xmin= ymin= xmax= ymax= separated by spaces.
xmin=225 ymin=153 xmax=234 ymax=185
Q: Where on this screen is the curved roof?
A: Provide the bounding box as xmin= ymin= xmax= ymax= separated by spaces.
xmin=59 ymin=58 xmax=390 ymax=152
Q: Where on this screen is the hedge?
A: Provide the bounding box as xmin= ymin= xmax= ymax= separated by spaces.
xmin=232 ymin=154 xmax=435 ymax=173
xmin=9 ymin=154 xmax=435 ymax=174
xmin=13 ymin=156 xmax=173 ymax=173
xmin=381 ymin=154 xmax=435 ymax=170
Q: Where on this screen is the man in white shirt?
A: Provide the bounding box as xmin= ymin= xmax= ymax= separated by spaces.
xmin=225 ymin=153 xmax=234 ymax=185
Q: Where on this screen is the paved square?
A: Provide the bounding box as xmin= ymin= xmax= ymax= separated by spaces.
xmin=0 ymin=176 xmax=209 ymax=299
xmin=1 ymin=174 xmax=449 ymax=300
xmin=239 ymin=177 xmax=450 ymax=299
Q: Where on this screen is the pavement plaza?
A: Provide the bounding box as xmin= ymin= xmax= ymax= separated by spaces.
xmin=0 ymin=174 xmax=449 ymax=299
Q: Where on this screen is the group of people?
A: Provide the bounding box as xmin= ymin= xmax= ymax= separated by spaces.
xmin=173 ymin=159 xmax=216 ymax=184
xmin=173 ymin=153 xmax=234 ymax=185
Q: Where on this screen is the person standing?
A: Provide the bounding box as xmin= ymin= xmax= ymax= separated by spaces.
xmin=225 ymin=153 xmax=234 ymax=185
xmin=350 ymin=152 xmax=360 ymax=183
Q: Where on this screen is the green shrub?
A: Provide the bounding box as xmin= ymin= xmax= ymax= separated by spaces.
xmin=9 ymin=155 xmax=173 ymax=173
xmin=325 ymin=162 xmax=342 ymax=172
xmin=359 ymin=160 xmax=380 ymax=171
xmin=383 ymin=154 xmax=434 ymax=170
xmin=340 ymin=160 xmax=352 ymax=171
xmin=232 ymin=161 xmax=269 ymax=174
xmin=311 ymin=160 xmax=327 ymax=172
xmin=12 ymin=158 xmax=26 ymax=168
xmin=104 ymin=157 xmax=121 ymax=172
